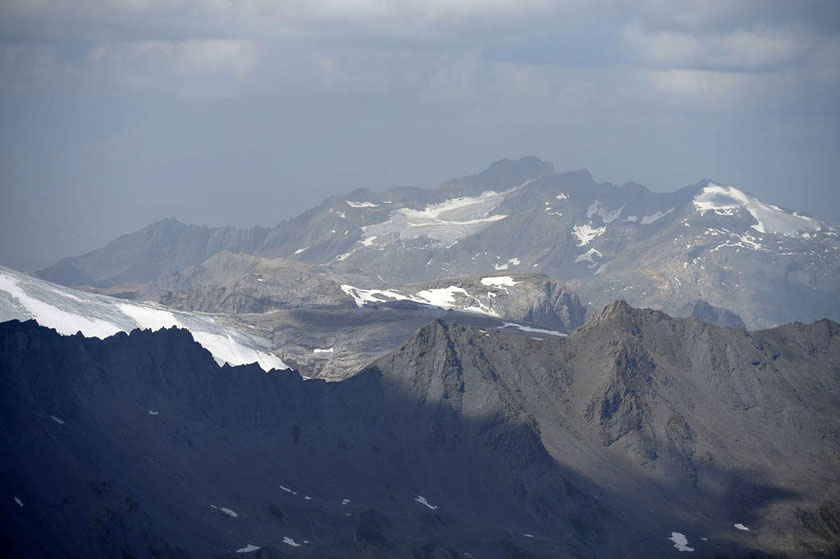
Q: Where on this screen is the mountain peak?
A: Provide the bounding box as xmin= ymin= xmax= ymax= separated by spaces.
xmin=440 ymin=156 xmax=554 ymax=196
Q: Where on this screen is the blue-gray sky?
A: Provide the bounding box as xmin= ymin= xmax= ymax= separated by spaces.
xmin=1 ymin=0 xmax=839 ymax=271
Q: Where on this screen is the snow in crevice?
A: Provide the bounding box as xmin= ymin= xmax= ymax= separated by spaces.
xmin=50 ymin=415 xmax=65 ymax=425
xmin=694 ymin=183 xmax=822 ymax=236
xmin=669 ymin=532 xmax=694 ymax=552
xmin=640 ymin=207 xmax=674 ymax=224
xmin=705 ymin=228 xmax=765 ymax=252
xmin=14 ymin=497 xmax=23 ymax=507
xmin=210 ymin=505 xmax=238 ymax=518
xmin=572 ymin=223 xmax=606 ymax=246
xmin=415 ymin=495 xmax=438 ymax=510
xmin=498 ymin=323 xmax=566 ymax=337
xmin=0 ymin=266 xmax=287 ymax=372
xmin=346 ymin=200 xmax=379 ymax=208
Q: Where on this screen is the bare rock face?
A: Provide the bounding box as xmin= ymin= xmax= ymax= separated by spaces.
xmin=676 ymin=299 xmax=746 ymax=328
xmin=4 ymin=302 xmax=838 ymax=558
xmin=141 ymin=252 xmax=352 ymax=314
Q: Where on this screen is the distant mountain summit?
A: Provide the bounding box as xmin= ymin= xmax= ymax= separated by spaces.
xmin=677 ymin=299 xmax=746 ymax=328
xmin=37 ymin=157 xmax=840 ymax=328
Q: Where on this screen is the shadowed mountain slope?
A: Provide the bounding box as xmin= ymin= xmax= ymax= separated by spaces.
xmin=2 ymin=302 xmax=839 ymax=557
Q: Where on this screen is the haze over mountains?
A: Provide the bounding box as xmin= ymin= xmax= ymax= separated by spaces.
xmin=2 ymin=157 xmax=839 ymax=558
xmin=38 ymin=157 xmax=839 ymax=329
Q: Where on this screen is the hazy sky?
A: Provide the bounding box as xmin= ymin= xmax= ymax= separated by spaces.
xmin=1 ymin=1 xmax=839 ymax=271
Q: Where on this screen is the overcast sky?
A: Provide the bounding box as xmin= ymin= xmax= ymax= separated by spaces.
xmin=1 ymin=1 xmax=839 ymax=271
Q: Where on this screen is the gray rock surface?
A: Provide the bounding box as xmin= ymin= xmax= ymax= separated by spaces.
xmin=2 ymin=303 xmax=839 ymax=557
xmin=676 ymin=299 xmax=746 ymax=328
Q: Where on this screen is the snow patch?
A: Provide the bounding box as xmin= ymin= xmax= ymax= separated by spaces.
xmin=346 ymin=200 xmax=379 ymax=208
xmin=572 ymin=223 xmax=606 ymax=246
xmin=341 ymin=284 xmax=498 ymax=317
xmin=236 ymin=544 xmax=260 ymax=553
xmin=361 ymin=184 xmax=527 ymax=247
xmin=555 ymin=193 xmax=568 ymax=200
xmin=587 ymin=200 xmax=624 ymax=223
xmin=669 ymin=532 xmax=694 ymax=552
xmin=575 ymin=248 xmax=602 ymax=264
xmin=734 ymin=523 xmax=750 ymax=531
xmin=493 ymin=257 xmax=520 ymax=271
xmin=50 ymin=415 xmax=65 ymax=425
xmin=294 ymin=247 xmax=308 ymax=255
xmin=14 ymin=497 xmax=23 ymax=507
xmin=211 ymin=505 xmax=238 ymax=518
xmin=694 ymin=183 xmax=821 ymax=236
xmin=415 ymin=495 xmax=438 ymax=510
xmin=640 ymin=207 xmax=674 ymax=224
xmin=480 ymin=276 xmax=519 ymax=288
xmin=498 ymin=323 xmax=566 ymax=337
xmin=148 ymin=410 xmax=159 ymax=416
xmin=342 ymin=498 xmax=350 ymax=505
xmin=313 ymin=347 xmax=334 ymax=354
xmin=282 ymin=537 xmax=301 ymax=547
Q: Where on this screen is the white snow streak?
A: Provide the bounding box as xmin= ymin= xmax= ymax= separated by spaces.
xmin=210 ymin=505 xmax=238 ymax=518
xmin=415 ymin=495 xmax=438 ymax=510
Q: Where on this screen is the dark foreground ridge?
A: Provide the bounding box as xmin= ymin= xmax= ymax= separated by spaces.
xmin=2 ymin=304 xmax=840 ymax=558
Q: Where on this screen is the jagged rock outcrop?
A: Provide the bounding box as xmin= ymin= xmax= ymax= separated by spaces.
xmin=5 ymin=301 xmax=838 ymax=557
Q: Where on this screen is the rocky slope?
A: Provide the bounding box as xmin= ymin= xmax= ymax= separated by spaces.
xmin=2 ymin=264 xmax=584 ymax=380
xmin=3 ymin=305 xmax=839 ymax=558
xmin=38 ymin=157 xmax=839 ymax=328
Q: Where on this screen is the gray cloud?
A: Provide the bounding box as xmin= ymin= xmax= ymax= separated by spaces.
xmin=1 ymin=0 xmax=839 ymax=271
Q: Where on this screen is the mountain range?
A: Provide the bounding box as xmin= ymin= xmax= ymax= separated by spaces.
xmin=37 ymin=157 xmax=839 ymax=329
xmin=3 ymin=156 xmax=839 ymax=558
xmin=2 ymin=304 xmax=839 ymax=558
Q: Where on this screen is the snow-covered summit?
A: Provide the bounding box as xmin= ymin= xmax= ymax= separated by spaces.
xmin=693 ymin=183 xmax=823 ymax=237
